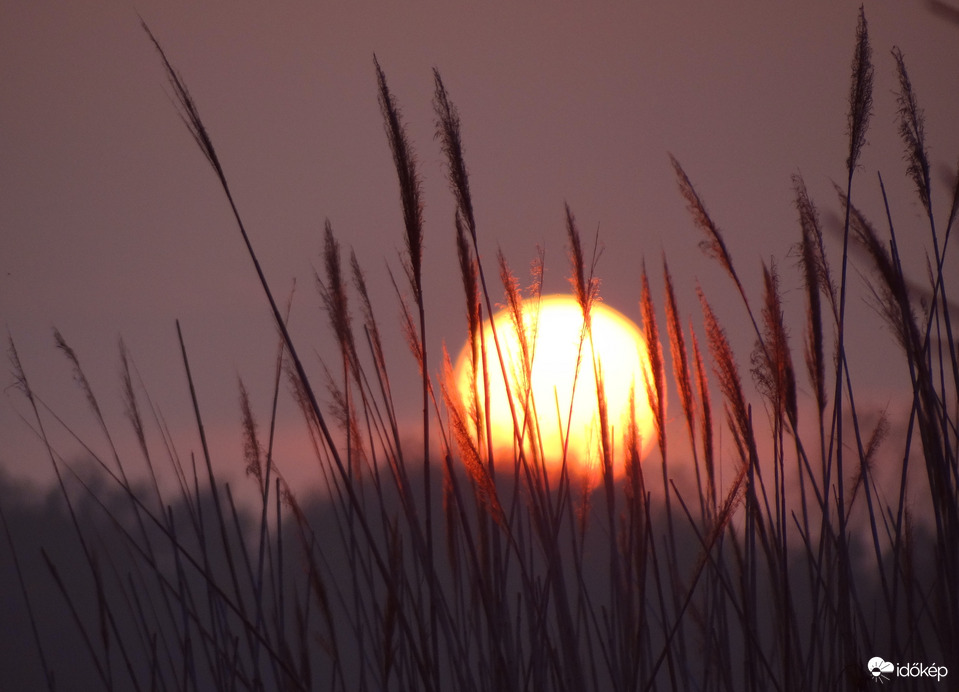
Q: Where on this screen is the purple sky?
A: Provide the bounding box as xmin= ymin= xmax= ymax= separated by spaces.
xmin=2 ymin=2 xmax=958 ymax=493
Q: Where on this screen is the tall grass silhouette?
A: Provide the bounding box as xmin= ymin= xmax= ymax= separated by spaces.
xmin=3 ymin=8 xmax=957 ymax=690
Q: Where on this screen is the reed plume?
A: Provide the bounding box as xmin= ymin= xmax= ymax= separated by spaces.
xmin=840 ymin=186 xmax=921 ymax=357
xmin=664 ymin=260 xmax=706 ymax=516
xmin=441 ymin=355 xmax=504 ymax=527
xmin=239 ymin=377 xmax=264 ymax=489
xmin=640 ymin=265 xmax=666 ymax=459
xmin=691 ymin=330 xmax=717 ymax=511
xmin=434 ymin=71 xmax=476 ymax=241
xmin=846 ymin=5 xmax=874 ymax=174
xmin=670 ymin=155 xmax=751 ymax=323
xmin=751 ymin=261 xmax=798 ymax=428
xmin=375 ymin=59 xmax=424 ymax=302
xmin=892 ymin=46 xmax=931 ymax=215
xmin=698 ymin=289 xmax=752 ymax=464
xmin=793 ymin=175 xmax=830 ymax=418
xmin=566 ymin=205 xmax=599 ymax=319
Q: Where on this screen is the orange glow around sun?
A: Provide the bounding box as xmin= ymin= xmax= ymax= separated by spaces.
xmin=453 ymin=294 xmax=657 ymax=483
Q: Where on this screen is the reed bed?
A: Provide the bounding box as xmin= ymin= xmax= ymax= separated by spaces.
xmin=3 ymin=9 xmax=957 ymax=690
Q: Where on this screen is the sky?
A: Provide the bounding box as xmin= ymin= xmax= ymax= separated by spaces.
xmin=2 ymin=1 xmax=959 ymax=495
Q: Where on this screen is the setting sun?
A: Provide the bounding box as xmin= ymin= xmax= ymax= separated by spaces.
xmin=454 ymin=294 xmax=657 ymax=482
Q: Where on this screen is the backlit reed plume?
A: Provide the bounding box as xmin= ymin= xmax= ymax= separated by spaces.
xmin=846 ymin=5 xmax=873 ymax=174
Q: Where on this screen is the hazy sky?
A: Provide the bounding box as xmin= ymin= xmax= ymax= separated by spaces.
xmin=2 ymin=2 xmax=958 ymax=492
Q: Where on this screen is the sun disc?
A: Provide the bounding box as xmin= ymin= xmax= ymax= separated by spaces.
xmin=453 ymin=294 xmax=657 ymax=483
